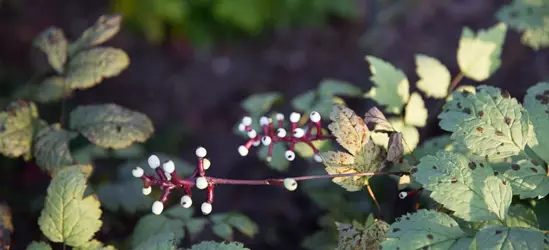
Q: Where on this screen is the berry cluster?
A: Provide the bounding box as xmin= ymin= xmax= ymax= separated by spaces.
xmin=237 ymin=111 xmax=331 ymax=163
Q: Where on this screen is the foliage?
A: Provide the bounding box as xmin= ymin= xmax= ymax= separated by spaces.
xmin=496 ymin=0 xmax=549 ymax=50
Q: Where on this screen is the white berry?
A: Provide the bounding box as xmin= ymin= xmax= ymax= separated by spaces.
xmin=261 ymin=136 xmax=272 ymax=146
xmin=252 ymin=140 xmax=261 ymax=147
xmin=201 ymin=202 xmax=213 ymax=215
xmin=259 ymin=116 xmax=269 ymax=126
xmin=398 ymin=191 xmax=408 ymax=199
xmin=293 ymin=128 xmax=305 ymax=138
xmin=142 ymin=186 xmax=152 ymax=195
xmin=165 ymin=172 xmax=172 ymax=181
xmin=132 ymin=167 xmax=144 ymax=178
xmin=284 ymin=178 xmax=298 ymax=191
xmin=290 ymin=112 xmax=301 ymax=123
xmin=180 ymin=195 xmax=193 ymax=208
xmin=148 ymin=155 xmax=160 ymax=169
xmin=276 ymin=113 xmax=284 ymax=121
xmin=152 ymin=201 xmax=164 ymax=215
xmin=276 ymin=128 xmax=287 ymax=137
xmin=309 ymin=111 xmax=321 ymax=123
xmin=313 ymin=154 xmax=323 ymax=163
xmin=203 ymin=158 xmax=211 ymax=170
xmin=238 ymin=123 xmax=246 ymax=132
xmin=162 ymin=160 xmax=175 ymax=173
xmin=242 ymin=116 xmax=252 ymax=126
xmin=196 ymin=147 xmax=207 ymax=158
xmin=266 ymin=156 xmax=272 ymax=162
xmin=285 ymin=150 xmax=296 ymax=161
xmin=196 ymin=176 xmax=208 ymax=189
xmin=247 ymin=129 xmax=257 ymax=138
xmin=238 ymin=145 xmax=249 ymax=156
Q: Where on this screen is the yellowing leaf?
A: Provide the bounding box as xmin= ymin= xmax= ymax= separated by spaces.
xmin=33 ymin=124 xmax=78 ymax=175
xmin=0 ymin=100 xmax=41 ymax=158
xmin=33 ymin=27 xmax=67 ymax=74
xmin=415 ymin=54 xmax=451 ymax=98
xmin=457 ymin=23 xmax=507 ymax=81
xmin=66 ymin=47 xmax=129 ymax=90
xmin=404 ymin=92 xmax=428 ymax=127
xmin=328 ymin=104 xmax=370 ymax=155
xmin=26 ymin=241 xmax=52 ymax=250
xmin=0 ymin=204 xmax=13 ymax=249
xmin=69 ymin=104 xmax=154 ymax=149
xmin=69 ymin=14 xmax=122 ymax=55
xmin=365 ymin=56 xmax=409 ymax=114
xmin=38 ymin=166 xmax=102 ymax=247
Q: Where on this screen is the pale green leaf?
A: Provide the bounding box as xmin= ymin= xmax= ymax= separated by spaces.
xmin=65 ymin=47 xmax=129 ymax=90
xmin=413 ymin=151 xmax=512 ymax=221
xmin=189 ymin=241 xmax=250 ymax=250
xmin=241 ymin=92 xmax=282 ymax=116
xmin=97 ymin=181 xmax=153 ymax=214
xmin=521 ymin=26 xmax=549 ymax=49
xmin=34 ymin=76 xmax=68 ymax=103
xmin=496 ymin=0 xmax=549 ymax=50
xmin=26 ymin=241 xmax=52 ymax=250
xmin=294 ymin=134 xmax=332 ymax=159
xmin=292 ymin=90 xmax=317 ymax=113
xmin=257 ymin=143 xmax=290 ymax=171
xmin=74 ymin=240 xmax=117 ymax=250
xmin=524 ymin=82 xmax=549 ymax=163
xmin=226 ymin=212 xmax=259 ymax=238
xmin=186 ymin=218 xmax=208 ymax=238
xmin=457 ymin=23 xmax=507 ymax=81
xmin=0 ymin=101 xmax=40 ymax=158
xmin=318 ymin=79 xmax=363 ymax=97
xmin=69 ymin=14 xmax=122 ymax=55
xmin=415 ymin=54 xmax=451 ymax=98
xmin=37 ymin=165 xmax=102 ymax=247
xmin=292 ymin=90 xmax=345 ymax=118
xmin=365 ymin=56 xmax=410 ymax=114
xmin=131 ymin=205 xmax=194 ymax=247
xmin=471 ymin=225 xmax=546 ymax=249
xmin=33 ymin=123 xmax=78 ymax=175
xmin=335 ymin=214 xmax=389 ymax=250
xmin=371 ymin=119 xmax=420 ymax=153
xmin=503 ymin=159 xmax=549 ymax=199
xmin=213 ymin=223 xmax=234 ymax=240
xmin=413 ymin=134 xmax=453 ymax=159
xmin=381 ymin=209 xmax=470 ymax=250
xmin=328 ymin=104 xmax=370 ymax=155
xmin=69 ymin=104 xmax=154 ymax=149
xmin=33 ymin=27 xmax=67 ymax=74
xmin=404 ymin=92 xmax=428 ymax=127
xmin=134 ymin=233 xmax=176 ymax=250
xmin=505 ymin=204 xmax=539 ymax=229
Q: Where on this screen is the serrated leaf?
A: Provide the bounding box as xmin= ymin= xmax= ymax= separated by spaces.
xmin=258 ymin=143 xmax=290 ymax=171
xmin=503 ymin=159 xmax=549 ymax=199
xmin=521 ymin=25 xmax=549 ymax=50
xmin=34 ymin=76 xmax=69 ymax=103
xmin=74 ymin=240 xmax=117 ymax=250
xmin=0 ymin=100 xmax=40 ymax=158
xmin=0 ymin=204 xmax=13 ymax=249
xmin=69 ymin=104 xmax=154 ymax=149
xmin=439 ymin=85 xmax=532 ymax=160
xmin=457 ymin=23 xmax=507 ymax=81
xmin=415 ymin=54 xmax=451 ymax=98
xmin=335 ymin=215 xmax=389 ymax=250
xmin=292 ymin=90 xmax=345 ymax=118
xmin=131 ymin=205 xmax=193 ymax=247
xmin=69 ymin=14 xmax=122 ymax=54
xmin=33 ymin=124 xmax=77 ymax=175
xmin=387 ymin=132 xmax=404 ymax=163
xmin=65 ymin=47 xmax=129 ymax=90
xmin=134 ymin=233 xmax=176 ymax=250
xmin=97 ymin=181 xmax=153 ymax=214
xmin=404 ymin=92 xmax=428 ymax=127
xmin=189 ymin=241 xmax=250 ymax=250
xmin=371 ymin=118 xmax=420 ymax=153
xmin=413 ymin=134 xmax=453 ymax=158
xmin=186 ymin=218 xmax=208 ymax=238
xmin=26 ymin=241 xmax=52 ymax=250
xmin=37 ymin=166 xmax=102 ymax=247
xmin=226 ymin=213 xmax=259 ymax=238
xmin=33 ymin=27 xmax=67 ymax=74
xmin=524 ymin=82 xmax=549 ymax=163
xmin=505 ymin=204 xmax=539 ymax=229
xmin=365 ymin=56 xmax=410 ymax=114
xmin=414 ymin=151 xmax=512 ymax=222
xmin=328 ymin=104 xmax=370 ymax=155
xmin=241 ymin=92 xmax=282 ymax=117
xmin=213 ymin=223 xmax=234 ymax=240
xmin=318 ymin=79 xmax=363 ymax=97
xmin=471 ymin=225 xmax=546 ymax=249
xmin=381 ymin=209 xmax=470 ymax=250
xmin=496 ymin=0 xmax=549 ymax=50
xmin=364 ymin=107 xmax=391 ymax=128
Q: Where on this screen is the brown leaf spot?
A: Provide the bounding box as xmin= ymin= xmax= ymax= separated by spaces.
xmin=495 ymin=130 xmax=504 ymax=136
xmin=451 ymin=178 xmax=457 ymax=183
xmin=476 ymin=127 xmax=484 ymax=132
xmin=494 ymin=171 xmax=499 ymax=176
xmin=457 ymin=102 xmax=462 ymax=109
xmin=393 ymin=228 xmax=400 ymax=232
xmin=530 ymin=167 xmax=538 ymax=173
xmin=502 ymin=180 xmax=507 ymax=185
xmin=411 ymin=168 xmax=418 ymax=174
xmin=504 ymin=117 xmax=511 ymax=125
xmin=511 ymin=164 xmax=520 ymax=170
xmin=426 ymin=234 xmax=433 ymax=240
xmin=478 ymin=111 xmax=484 ymax=117
xmin=432 ymin=166 xmax=437 ymax=169
xmin=503 ymin=91 xmax=511 ymax=99
xmin=463 ymin=108 xmax=472 ymax=114
xmin=468 ymin=162 xmax=477 ymax=170
xmin=495 ymin=230 xmax=502 ymax=235
xmin=531 ymin=160 xmax=539 ymax=166
xmin=480 ymin=163 xmax=485 ymax=168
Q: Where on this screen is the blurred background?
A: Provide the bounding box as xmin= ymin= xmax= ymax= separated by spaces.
xmin=0 ymin=0 xmax=548 ymax=249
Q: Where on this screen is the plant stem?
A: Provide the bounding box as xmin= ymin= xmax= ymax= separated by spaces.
xmin=448 ymin=71 xmax=465 ymax=93
xmin=366 ymin=184 xmax=383 ymax=219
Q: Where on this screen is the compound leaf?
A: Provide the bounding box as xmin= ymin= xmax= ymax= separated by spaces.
xmin=336 ymin=214 xmax=389 ymax=250
xmin=413 ymin=151 xmax=512 ymax=222
xmin=132 ymin=205 xmax=193 ymax=247
xmin=26 ymin=241 xmax=52 ymax=250
xmin=66 ymin=47 xmax=129 ymax=90
xmin=74 ymin=240 xmax=116 ymax=250
xmin=33 ymin=27 xmax=67 ymax=74
xmin=328 ymin=104 xmax=370 ymax=155
xmin=134 ymin=233 xmax=176 ymax=250
xmin=471 ymin=225 xmax=546 ymax=249
xmin=503 ymin=159 xmax=549 ymax=199
xmin=189 ymin=241 xmax=250 ymax=250
xmin=523 ymin=82 xmax=549 ymax=164
xmin=413 ymin=134 xmax=453 ymax=159
xmin=69 ymin=14 xmax=122 ymax=54
xmin=0 ymin=100 xmax=41 ymax=158
xmin=504 ymin=204 xmax=539 ymax=229
xmin=365 ymin=56 xmax=410 ymax=114
xmin=33 ymin=123 xmax=78 ymax=175
xmin=69 ymin=104 xmax=154 ymax=149
xmin=457 ymin=23 xmax=507 ymax=81
xmin=404 ymin=92 xmax=428 ymax=127
xmin=38 ymin=165 xmax=102 ymax=247
xmin=241 ymin=92 xmax=282 ymax=117
xmin=318 ymin=79 xmax=363 ymax=97
xmin=415 ymin=54 xmax=451 ymax=98
xmin=34 ymin=76 xmax=68 ymax=103
xmin=496 ymin=0 xmax=549 ymax=50
xmin=381 ymin=209 xmax=470 ymax=250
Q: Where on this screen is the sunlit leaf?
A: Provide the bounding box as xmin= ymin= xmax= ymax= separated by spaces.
xmin=404 ymin=92 xmax=428 ymax=127
xmin=66 ymin=47 xmax=129 ymax=90
xmin=69 ymin=14 xmax=122 ymax=54
xmin=365 ymin=56 xmax=409 ymax=114
xmin=496 ymin=0 xmax=549 ymax=50
xmin=504 ymin=204 xmax=539 ymax=229
xmin=189 ymin=241 xmax=250 ymax=250
xmin=387 ymin=132 xmax=404 ymax=163
xmin=0 ymin=100 xmax=41 ymax=158
xmin=415 ymin=54 xmax=451 ymax=98
xmin=523 ymin=82 xmax=549 ymax=164
xmin=502 ymin=159 xmax=549 ymax=199
xmin=335 ymin=214 xmax=389 ymax=250
xmin=471 ymin=225 xmax=546 ymax=249
xmin=34 ymin=76 xmax=68 ymax=103
xmin=364 ymin=106 xmax=391 ymax=128
xmin=328 ymin=104 xmax=370 ymax=155
xmin=33 ymin=27 xmax=67 ymax=74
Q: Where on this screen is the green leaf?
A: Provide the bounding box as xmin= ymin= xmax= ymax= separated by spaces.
xmin=34 ymin=76 xmax=68 ymax=103
xmin=213 ymin=0 xmax=267 ymax=34
xmin=524 ymin=82 xmax=549 ymax=163
xmin=33 ymin=123 xmax=78 ymax=175
xmin=241 ymin=92 xmax=282 ymax=117
xmin=131 ymin=205 xmax=193 ymax=247
xmin=302 ymin=230 xmax=338 ymax=250
xmin=404 ymin=92 xmax=428 ymax=127
xmin=471 ymin=225 xmax=546 ymax=249
xmin=189 ymin=241 xmax=250 ymax=250
xmin=69 ymin=14 xmax=122 ymax=55
xmin=97 ymin=180 xmax=153 ymax=214
xmin=413 ymin=134 xmax=453 ymax=159
xmin=413 ymin=151 xmax=512 ymax=222
xmin=0 ymin=100 xmax=40 ymax=158
xmin=504 ymin=204 xmax=539 ymax=229
xmin=69 ymin=104 xmax=154 ymax=149
xmin=292 ymin=90 xmax=345 ymax=118
xmin=520 ymin=26 xmax=549 ymax=50
xmin=439 ymin=85 xmax=533 ymax=160
xmin=415 ymin=54 xmax=451 ymax=98
xmin=226 ymin=212 xmax=259 ymax=238
xmin=327 ymin=104 xmax=370 ymax=155
xmin=26 ymin=241 xmax=52 ymax=250
xmin=381 ymin=209 xmax=470 ymax=249
xmin=186 ymin=218 xmax=208 ymax=238
xmin=532 ymin=199 xmax=549 ymax=230
xmin=37 ymin=165 xmax=102 ymax=247
xmin=496 ymin=0 xmax=549 ymax=50
xmin=65 ymin=47 xmax=129 ymax=90
xmin=33 ymin=27 xmax=67 ymax=74
xmin=134 ymin=233 xmax=176 ymax=250
xmin=318 ymin=79 xmax=363 ymax=97
xmin=257 ymin=143 xmax=290 ymax=171
xmin=365 ymin=56 xmax=410 ymax=114
xmin=213 ymin=223 xmax=234 ymax=240
xmin=335 ymin=214 xmax=389 ymax=250
xmin=502 ymin=159 xmax=549 ymax=199
xmin=370 ymin=118 xmax=420 ymax=153
xmin=457 ymin=23 xmax=507 ymax=81
xmin=74 ymin=240 xmax=116 ymax=250
xmin=294 ymin=134 xmax=332 ymax=159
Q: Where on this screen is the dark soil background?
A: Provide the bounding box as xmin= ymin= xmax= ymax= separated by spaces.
xmin=1 ymin=0 xmax=548 ymax=249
